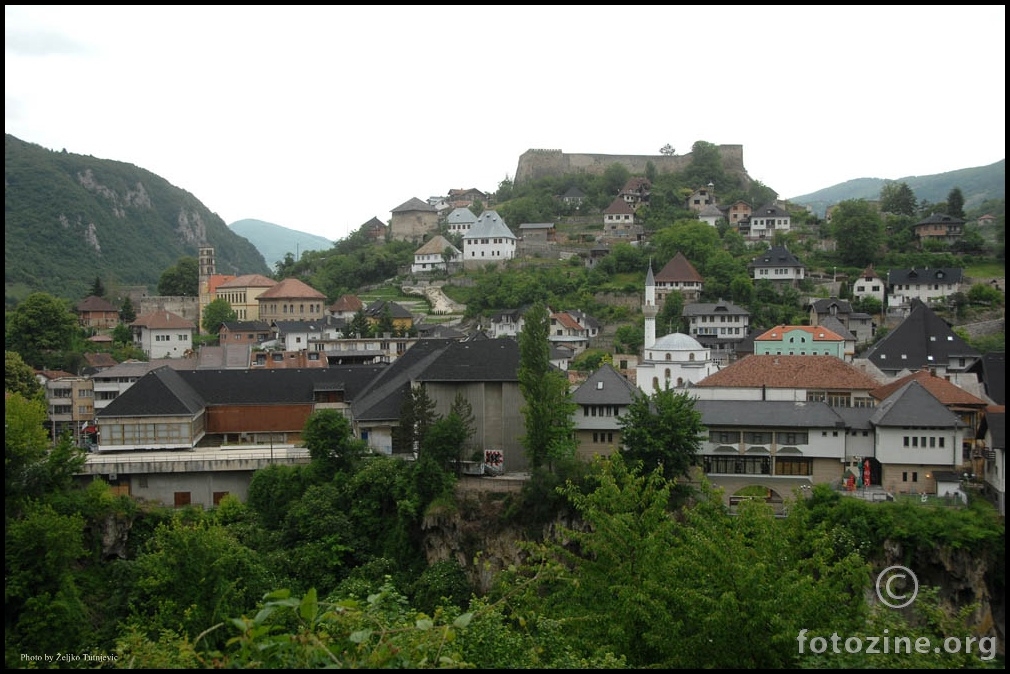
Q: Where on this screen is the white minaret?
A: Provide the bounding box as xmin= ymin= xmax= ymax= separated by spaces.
xmin=643 ymin=260 xmax=657 ymax=351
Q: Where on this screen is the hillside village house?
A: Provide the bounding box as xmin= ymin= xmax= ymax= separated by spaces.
xmin=130 ymin=310 xmax=195 ymax=359
xmin=748 ymin=245 xmax=805 ymax=285
xmin=571 ymin=363 xmax=640 ymax=461
xmin=37 ymin=369 xmax=94 ymax=443
xmin=806 ymin=298 xmax=875 ymax=346
xmin=411 ymin=235 xmax=461 ymax=274
xmin=683 ymin=299 xmax=750 ymax=364
xmin=886 ymin=267 xmax=963 ymax=313
xmin=697 ymin=203 xmax=724 ymax=227
xmin=686 ymin=184 xmax=715 ymax=211
xmin=445 ymin=207 xmax=477 ymax=238
xmin=741 ymin=203 xmax=791 ymax=241
xmin=447 ymin=187 xmax=487 ymax=209
xmin=654 ymin=251 xmax=704 ymax=304
xmin=463 ymin=210 xmax=516 ymax=267
xmin=913 ymin=213 xmax=965 ymax=247
xmin=328 ymin=294 xmax=365 ymax=321
xmin=726 ymin=200 xmax=752 ymax=225
xmin=76 ymin=295 xmax=120 ymax=330
xmin=851 ymin=265 xmax=886 ymax=306
xmin=603 ymin=197 xmax=638 ymax=237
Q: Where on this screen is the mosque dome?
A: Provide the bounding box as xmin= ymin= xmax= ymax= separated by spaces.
xmin=651 ymin=333 xmax=704 ymax=351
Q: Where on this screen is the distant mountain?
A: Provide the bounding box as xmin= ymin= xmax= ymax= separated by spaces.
xmin=5 ymin=134 xmax=271 ymax=304
xmin=229 ymin=219 xmax=335 ymax=269
xmin=789 ymin=160 xmax=1005 ymax=217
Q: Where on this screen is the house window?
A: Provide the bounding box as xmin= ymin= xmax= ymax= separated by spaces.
xmin=174 ymin=492 xmax=191 ymax=507
xmin=775 ymin=458 xmax=812 ymax=476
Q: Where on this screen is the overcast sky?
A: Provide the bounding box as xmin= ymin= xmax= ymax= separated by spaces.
xmin=6 ymin=5 xmax=1005 ymax=242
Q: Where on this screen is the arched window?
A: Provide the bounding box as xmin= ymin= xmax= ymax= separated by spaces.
xmin=689 ymin=352 xmax=696 ymax=361
xmin=665 ymin=352 xmax=672 ymax=361
xmin=652 ymin=376 xmax=659 ymax=390
xmin=665 ymin=368 xmax=671 ymax=380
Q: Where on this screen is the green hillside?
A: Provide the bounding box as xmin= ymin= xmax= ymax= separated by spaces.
xmin=5 ymin=134 xmax=270 ymax=304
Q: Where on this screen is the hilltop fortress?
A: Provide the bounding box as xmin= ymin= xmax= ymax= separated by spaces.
xmin=513 ymin=144 xmax=750 ymax=186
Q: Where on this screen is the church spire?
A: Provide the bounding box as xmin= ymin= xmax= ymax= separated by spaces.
xmin=643 ymin=259 xmax=657 ymax=351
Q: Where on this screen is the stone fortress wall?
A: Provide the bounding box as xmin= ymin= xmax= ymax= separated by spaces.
xmin=513 ymin=145 xmax=748 ymax=186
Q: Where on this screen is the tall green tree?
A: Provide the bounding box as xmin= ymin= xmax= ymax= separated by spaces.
xmin=946 ymin=187 xmax=966 ymax=219
xmin=830 ymin=200 xmax=885 ymax=266
xmin=5 ymin=350 xmax=42 ymax=399
xmin=348 ymin=308 xmax=372 ymax=338
xmin=392 ymin=384 xmax=437 ymax=456
xmin=618 ymin=384 xmax=705 ymax=481
xmin=517 ymin=301 xmax=577 ymax=471
xmin=201 ymin=297 xmax=238 ymax=334
xmin=89 ymin=275 xmax=106 ymax=298
xmin=879 ymin=181 xmax=917 ymax=216
xmin=119 ymin=295 xmax=137 ymax=322
xmin=5 ymin=292 xmax=78 ymax=367
xmin=157 ymin=256 xmax=199 ymax=296
xmin=302 ymin=409 xmax=366 ymax=478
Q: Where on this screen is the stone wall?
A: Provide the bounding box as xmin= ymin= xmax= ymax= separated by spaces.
xmin=514 ymin=145 xmax=748 ymax=186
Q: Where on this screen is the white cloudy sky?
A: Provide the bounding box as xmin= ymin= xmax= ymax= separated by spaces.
xmin=5 ymin=5 xmax=1005 ymax=242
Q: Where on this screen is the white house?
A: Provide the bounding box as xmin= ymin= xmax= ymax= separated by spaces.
xmin=130 ymin=311 xmax=195 ymax=359
xmin=411 ymin=235 xmax=461 ymax=273
xmin=463 ymin=210 xmax=516 ymax=266
xmin=445 ymin=207 xmax=477 ymax=237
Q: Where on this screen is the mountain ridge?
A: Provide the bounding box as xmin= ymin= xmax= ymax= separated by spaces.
xmin=228 ymin=219 xmax=335 ymax=270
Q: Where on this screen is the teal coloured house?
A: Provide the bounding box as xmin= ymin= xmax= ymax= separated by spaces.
xmin=753 ymin=325 xmax=846 ymax=359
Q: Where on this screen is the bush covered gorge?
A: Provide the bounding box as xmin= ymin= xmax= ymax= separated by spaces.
xmin=5 ymin=403 xmax=1004 ymax=668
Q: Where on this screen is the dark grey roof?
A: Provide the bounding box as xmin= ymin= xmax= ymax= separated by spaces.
xmin=808 ymin=298 xmax=853 ymax=314
xmin=572 ymin=364 xmax=639 ymax=405
xmin=97 ymin=366 xmax=383 ymax=418
xmin=984 ymin=410 xmax=1005 ymax=449
xmin=416 ymin=338 xmax=520 ymax=382
xmin=819 ymin=316 xmax=856 ymax=341
xmin=392 ymin=197 xmax=437 ymax=213
xmin=886 ymin=267 xmax=963 ymax=285
xmin=97 ymin=367 xmax=205 ymax=418
xmin=351 ymin=339 xmax=455 ymax=422
xmin=683 ymin=299 xmax=749 ymax=317
xmin=832 ymin=406 xmax=877 ymax=431
xmin=977 ymin=352 xmax=1005 ymax=405
xmin=869 ymin=380 xmax=960 ymax=427
xmin=748 ymin=245 xmax=803 ymax=269
xmin=694 ymin=400 xmax=846 ymax=428
xmin=914 ymin=213 xmax=965 ymax=227
xmin=860 ymin=299 xmax=980 ymax=371
xmin=366 ymin=300 xmax=414 ymax=320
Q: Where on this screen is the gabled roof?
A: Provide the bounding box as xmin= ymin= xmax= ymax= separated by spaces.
xmin=551 ymin=311 xmax=584 ymax=331
xmin=415 ymin=235 xmax=460 ymax=256
xmin=217 ymin=274 xmax=278 ymax=289
xmin=366 ymin=300 xmax=413 ymax=320
xmin=76 ymin=295 xmax=118 ymax=312
xmin=655 ymin=252 xmax=703 ymax=283
xmin=257 ymin=277 xmax=326 ymax=300
xmin=857 ymin=264 xmax=882 ymax=280
xmin=351 ymin=339 xmax=456 ymax=422
xmin=695 ymin=355 xmax=881 ymax=390
xmin=83 ymin=352 xmax=119 ymax=369
xmin=572 ymin=363 xmax=639 ymax=406
xmin=98 ymin=366 xmax=206 ymax=417
xmin=886 ymin=267 xmax=964 ymax=285
xmin=392 ymin=197 xmax=438 ymax=213
xmin=330 ymin=294 xmax=364 ymax=313
xmin=196 ymin=343 xmax=252 ymax=369
xmin=808 ymin=298 xmax=853 ymax=314
xmin=416 ymin=338 xmax=520 ymax=382
xmin=819 ymin=316 xmax=856 ymax=341
xmin=748 ymin=245 xmax=803 ymax=269
xmin=981 ymin=407 xmax=1005 ymax=449
xmin=604 ymin=198 xmax=636 ymax=215
xmin=695 ymin=400 xmax=846 ymax=429
xmin=755 ymin=325 xmax=845 ymax=342
xmin=869 ymin=380 xmax=960 ymax=428
xmin=465 ymin=210 xmax=515 ymax=240
xmin=361 ymin=217 xmax=387 ymax=231
xmin=131 ymin=311 xmax=195 ymax=330
xmin=870 ymin=369 xmax=989 ymax=408
xmin=977 ymin=352 xmax=1005 ymax=405
xmin=914 ymin=213 xmax=966 ymax=227
xmin=751 ymin=204 xmax=790 ymax=218
xmin=698 ymin=204 xmax=724 ymax=218
xmin=446 ymin=207 xmax=478 ymax=224
xmin=562 ymin=186 xmax=587 ymax=199
xmin=682 ymin=299 xmax=749 ymax=317
xmin=98 ymin=366 xmax=384 ymax=418
xmin=860 ymin=300 xmax=980 ymax=371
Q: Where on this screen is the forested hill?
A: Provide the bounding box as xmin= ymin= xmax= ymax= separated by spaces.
xmin=4 ymin=134 xmax=270 ymax=304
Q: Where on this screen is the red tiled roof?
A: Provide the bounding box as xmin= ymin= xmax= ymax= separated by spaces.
xmin=330 ymin=294 xmax=364 ymax=312
xmin=870 ymin=369 xmax=988 ymax=406
xmin=257 ymin=277 xmax=326 ymax=300
xmin=755 ymin=325 xmax=844 ymax=342
xmin=695 ymin=355 xmax=881 ymax=390
xmin=217 ymin=274 xmax=278 ymax=289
